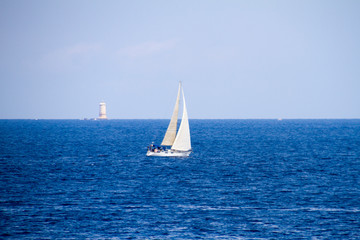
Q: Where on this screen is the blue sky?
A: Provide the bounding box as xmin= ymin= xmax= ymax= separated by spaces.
xmin=1 ymin=0 xmax=359 ymax=119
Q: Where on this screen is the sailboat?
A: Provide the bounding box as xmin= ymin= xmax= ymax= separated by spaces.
xmin=146 ymin=82 xmax=192 ymax=157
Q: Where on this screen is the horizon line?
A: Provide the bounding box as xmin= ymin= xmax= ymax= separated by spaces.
xmin=0 ymin=118 xmax=359 ymax=120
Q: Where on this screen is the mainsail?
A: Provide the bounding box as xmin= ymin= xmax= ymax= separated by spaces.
xmin=161 ymin=82 xmax=181 ymax=146
xmin=171 ymin=89 xmax=191 ymax=151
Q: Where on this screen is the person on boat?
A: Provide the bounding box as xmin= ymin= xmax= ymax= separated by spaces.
xmin=148 ymin=144 xmax=155 ymax=152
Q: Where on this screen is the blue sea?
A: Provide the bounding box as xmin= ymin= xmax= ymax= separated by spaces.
xmin=0 ymin=119 xmax=359 ymax=239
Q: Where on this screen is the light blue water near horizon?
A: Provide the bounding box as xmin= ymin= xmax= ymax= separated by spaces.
xmin=0 ymin=119 xmax=359 ymax=239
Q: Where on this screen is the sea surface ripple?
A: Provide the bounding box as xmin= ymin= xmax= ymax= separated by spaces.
xmin=0 ymin=119 xmax=359 ymax=239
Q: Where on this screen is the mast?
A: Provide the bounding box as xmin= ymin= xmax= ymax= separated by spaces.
xmin=171 ymin=88 xmax=191 ymax=151
xmin=161 ymin=82 xmax=181 ymax=146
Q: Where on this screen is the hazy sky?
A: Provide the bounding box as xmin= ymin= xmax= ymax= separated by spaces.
xmin=1 ymin=0 xmax=359 ymax=119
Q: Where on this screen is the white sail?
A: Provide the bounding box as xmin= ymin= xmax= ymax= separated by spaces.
xmin=161 ymin=82 xmax=181 ymax=146
xmin=171 ymin=89 xmax=191 ymax=151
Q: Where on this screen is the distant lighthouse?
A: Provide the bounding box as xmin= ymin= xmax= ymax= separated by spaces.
xmin=98 ymin=102 xmax=108 ymax=120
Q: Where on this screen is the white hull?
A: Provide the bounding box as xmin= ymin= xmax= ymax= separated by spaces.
xmin=146 ymin=150 xmax=191 ymax=157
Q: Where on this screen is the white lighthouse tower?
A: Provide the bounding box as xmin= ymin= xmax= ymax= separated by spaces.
xmin=98 ymin=102 xmax=108 ymax=120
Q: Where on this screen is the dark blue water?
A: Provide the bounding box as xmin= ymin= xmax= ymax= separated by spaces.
xmin=0 ymin=119 xmax=359 ymax=239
